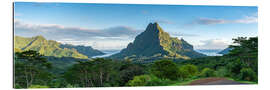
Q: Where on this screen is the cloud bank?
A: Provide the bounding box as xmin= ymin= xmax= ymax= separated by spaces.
xmin=195 ymin=39 xmax=231 ymax=50
xmin=191 ymin=15 xmax=258 ymax=25
xmin=14 ymin=20 xmax=143 ymax=50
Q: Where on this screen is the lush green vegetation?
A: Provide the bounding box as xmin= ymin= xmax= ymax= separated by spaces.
xmin=14 ymin=35 xmax=104 ymax=59
xmin=14 ymin=36 xmax=258 ymax=88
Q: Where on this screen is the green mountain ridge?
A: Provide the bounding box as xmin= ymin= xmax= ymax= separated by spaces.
xmin=60 ymin=44 xmax=105 ymax=57
xmin=14 ymin=35 xmax=104 ymax=59
xmin=110 ymin=22 xmax=206 ymax=61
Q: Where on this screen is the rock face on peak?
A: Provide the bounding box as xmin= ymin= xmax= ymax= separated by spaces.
xmin=110 ymin=22 xmax=206 ymax=61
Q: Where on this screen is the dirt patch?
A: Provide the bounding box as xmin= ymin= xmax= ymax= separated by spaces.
xmin=188 ymin=77 xmax=245 ymax=85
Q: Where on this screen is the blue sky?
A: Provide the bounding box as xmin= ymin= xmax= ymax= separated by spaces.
xmin=14 ymin=2 xmax=258 ymax=50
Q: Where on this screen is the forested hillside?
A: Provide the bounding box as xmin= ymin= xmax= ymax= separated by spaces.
xmin=14 ymin=37 xmax=258 ymax=88
xmin=14 ymin=35 xmax=104 ymax=59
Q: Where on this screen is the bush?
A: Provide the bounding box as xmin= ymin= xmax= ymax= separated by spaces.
xmin=150 ymin=60 xmax=179 ymax=80
xmin=146 ymin=75 xmax=173 ymax=86
xmin=127 ymin=75 xmax=151 ymax=86
xmin=226 ymin=59 xmax=246 ymax=76
xmin=29 ymin=85 xmax=49 ymax=88
xmin=239 ymin=68 xmax=257 ymax=82
xmin=215 ymin=67 xmax=229 ymax=77
xmin=127 ymin=75 xmax=173 ymax=86
xmin=200 ymin=68 xmax=216 ymax=77
xmin=178 ymin=64 xmax=198 ymax=80
xmin=14 ymin=84 xmax=22 ymax=89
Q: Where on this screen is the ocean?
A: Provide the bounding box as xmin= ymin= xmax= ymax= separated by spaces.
xmin=91 ymin=49 xmax=223 ymax=58
xmin=195 ymin=49 xmax=223 ymax=56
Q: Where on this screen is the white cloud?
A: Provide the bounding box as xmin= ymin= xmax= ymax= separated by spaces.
xmin=195 ymin=39 xmax=231 ymax=50
xmin=14 ymin=20 xmax=142 ymax=39
xmin=14 ymin=20 xmax=142 ymax=51
xmin=58 ymin=39 xmax=133 ymax=51
xmin=192 ymin=14 xmax=258 ymax=25
xmin=234 ymin=16 xmax=258 ymax=24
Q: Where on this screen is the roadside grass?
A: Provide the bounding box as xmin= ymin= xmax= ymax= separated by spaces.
xmin=168 ymin=78 xmax=201 ymax=86
xmin=168 ymin=77 xmax=257 ymax=86
xmin=226 ymin=78 xmax=257 ymax=84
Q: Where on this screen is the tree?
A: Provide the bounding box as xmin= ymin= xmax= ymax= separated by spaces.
xmin=63 ymin=58 xmax=121 ymax=87
xmin=228 ymin=37 xmax=258 ymax=57
xmin=228 ymin=37 xmax=258 ymax=68
xmin=150 ymin=60 xmax=179 ymax=80
xmin=118 ymin=61 xmax=145 ymax=86
xmin=239 ymin=68 xmax=257 ymax=82
xmin=226 ymin=37 xmax=258 ymax=79
xmin=14 ymin=50 xmax=53 ymax=88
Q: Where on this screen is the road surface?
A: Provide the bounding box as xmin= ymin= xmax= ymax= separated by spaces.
xmin=188 ymin=77 xmax=247 ymax=85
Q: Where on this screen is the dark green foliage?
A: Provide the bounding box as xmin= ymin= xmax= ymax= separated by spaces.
xmin=62 ymin=58 xmax=146 ymax=87
xmin=63 ymin=58 xmax=121 ymax=87
xmin=215 ymin=67 xmax=229 ymax=77
xmin=150 ymin=60 xmax=179 ymax=80
xmin=226 ymin=59 xmax=247 ymax=77
xmin=239 ymin=68 xmax=257 ymax=82
xmin=14 ymin=50 xmax=54 ymax=88
xmin=118 ymin=62 xmax=145 ymax=86
xmin=45 ymin=56 xmax=89 ymax=74
xmin=228 ymin=37 xmax=258 ymax=57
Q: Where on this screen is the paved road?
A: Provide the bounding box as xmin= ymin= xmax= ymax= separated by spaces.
xmin=188 ymin=77 xmax=247 ymax=85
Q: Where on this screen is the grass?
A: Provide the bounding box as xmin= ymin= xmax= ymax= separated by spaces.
xmin=168 ymin=78 xmax=201 ymax=86
xmin=168 ymin=77 xmax=257 ymax=86
xmin=226 ymin=78 xmax=257 ymax=84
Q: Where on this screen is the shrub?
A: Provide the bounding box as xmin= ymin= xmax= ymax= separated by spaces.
xmin=146 ymin=75 xmax=173 ymax=86
xmin=127 ymin=75 xmax=151 ymax=86
xmin=178 ymin=64 xmax=198 ymax=80
xmin=239 ymin=68 xmax=257 ymax=82
xmin=215 ymin=67 xmax=229 ymax=77
xmin=127 ymin=75 xmax=174 ymax=86
xmin=226 ymin=59 xmax=246 ymax=76
xmin=200 ymin=68 xmax=216 ymax=77
xmin=29 ymin=85 xmax=49 ymax=88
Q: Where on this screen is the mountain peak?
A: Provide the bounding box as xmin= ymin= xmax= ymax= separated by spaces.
xmin=110 ymin=23 xmax=206 ymax=61
xmin=33 ymin=35 xmax=46 ymax=40
xmin=145 ymin=22 xmax=164 ymax=34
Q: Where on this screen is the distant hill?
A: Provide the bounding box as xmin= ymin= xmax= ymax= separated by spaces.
xmin=218 ymin=48 xmax=233 ymax=55
xmin=60 ymin=44 xmax=104 ymax=57
xmin=110 ymin=22 xmax=206 ymax=61
xmin=14 ymin=35 xmax=104 ymax=59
